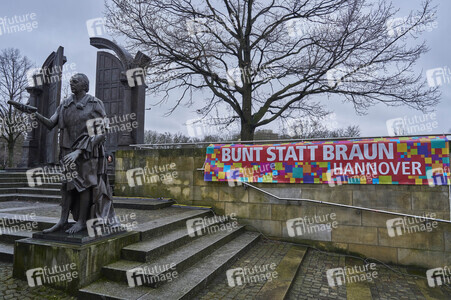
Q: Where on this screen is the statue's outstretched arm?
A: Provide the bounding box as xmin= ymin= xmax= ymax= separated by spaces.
xmin=8 ymin=100 xmax=58 ymax=130
xmin=34 ymin=112 xmax=58 ymax=130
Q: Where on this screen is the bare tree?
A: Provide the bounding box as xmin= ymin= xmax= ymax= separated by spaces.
xmin=0 ymin=48 xmax=33 ymax=167
xmin=106 ymin=0 xmax=439 ymax=140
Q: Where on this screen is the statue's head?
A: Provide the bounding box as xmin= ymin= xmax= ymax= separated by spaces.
xmin=70 ymin=73 xmax=89 ymax=94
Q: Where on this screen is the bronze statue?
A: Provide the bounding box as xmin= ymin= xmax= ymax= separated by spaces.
xmin=11 ymin=73 xmax=117 ymax=234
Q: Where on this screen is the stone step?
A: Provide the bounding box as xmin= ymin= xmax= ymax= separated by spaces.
xmin=9 ymin=193 xmax=61 ymax=203
xmin=121 ymin=217 xmax=231 ymax=262
xmin=78 ymin=232 xmax=261 ymax=299
xmin=0 ymin=187 xmax=61 ymax=196
xmin=0 ymin=213 xmax=59 ymax=231
xmin=113 ymin=197 xmax=174 ymax=211
xmin=255 ymin=246 xmax=307 ymax=300
xmin=0 ymin=172 xmax=30 ymax=178
xmin=0 ymin=194 xmax=19 ymax=201
xmin=17 ymin=187 xmax=61 ymax=195
xmin=0 ymin=241 xmax=14 ymax=262
xmin=0 ymin=228 xmax=36 ymax=243
xmin=0 ymin=182 xmax=61 ymax=189
xmin=103 ymin=225 xmax=245 ymax=287
xmin=136 ymin=209 xmax=212 ymax=241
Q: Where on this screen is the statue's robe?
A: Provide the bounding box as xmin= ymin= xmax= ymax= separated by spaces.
xmin=48 ymin=93 xmax=117 ymax=224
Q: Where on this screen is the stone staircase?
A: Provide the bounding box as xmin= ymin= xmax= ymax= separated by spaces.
xmin=0 ymin=171 xmax=268 ymax=299
xmin=79 ymin=209 xmax=261 ymax=299
xmin=0 ymin=171 xmax=175 ymax=262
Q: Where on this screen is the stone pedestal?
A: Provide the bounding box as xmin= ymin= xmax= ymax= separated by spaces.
xmin=13 ymin=231 xmax=140 ymax=294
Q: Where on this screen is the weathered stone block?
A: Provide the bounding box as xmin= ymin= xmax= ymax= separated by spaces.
xmin=348 ymin=244 xmax=397 ymax=264
xmin=315 ymin=206 xmax=361 ymax=226
xmin=353 ymin=190 xmax=387 ymax=209
xmin=385 ymin=191 xmax=411 ymax=211
xmin=412 ymin=191 xmax=448 ymax=211
xmin=397 ymin=248 xmax=447 ymax=268
xmin=282 ymin=222 xmax=332 ymax=242
xmin=361 ymin=211 xmax=394 ymax=227
xmin=225 ymin=202 xmax=249 ymax=219
xmin=248 ymin=204 xmax=271 ymax=220
xmin=332 ymin=226 xmax=378 ymax=245
xmin=271 ymin=204 xmax=313 ymax=221
xmin=240 ymin=219 xmax=282 ymax=237
xmin=378 ymin=228 xmax=444 ymax=251
xmin=13 ymin=232 xmax=139 ymax=294
xmin=218 ymin=186 xmax=248 ymax=203
xmin=193 ymin=186 xmax=219 ymax=202
xmin=167 ymin=170 xmax=193 ymax=186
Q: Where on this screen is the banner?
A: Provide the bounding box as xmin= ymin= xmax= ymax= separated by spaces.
xmin=203 ymin=136 xmax=450 ymax=185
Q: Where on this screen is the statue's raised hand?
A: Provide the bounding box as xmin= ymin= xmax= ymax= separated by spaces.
xmin=7 ymin=100 xmax=38 ymax=114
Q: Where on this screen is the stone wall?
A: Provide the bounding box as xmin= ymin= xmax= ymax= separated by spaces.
xmin=115 ymin=147 xmax=451 ymax=269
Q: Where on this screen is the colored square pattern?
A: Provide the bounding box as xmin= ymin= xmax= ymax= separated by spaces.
xmin=203 ymin=136 xmax=450 ymax=185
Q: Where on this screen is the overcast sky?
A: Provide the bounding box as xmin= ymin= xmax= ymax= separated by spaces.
xmin=1 ymin=0 xmax=450 ymax=139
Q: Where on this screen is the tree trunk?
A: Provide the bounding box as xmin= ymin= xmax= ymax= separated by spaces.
xmin=7 ymin=140 xmax=15 ymax=168
xmin=240 ymin=121 xmax=255 ymax=141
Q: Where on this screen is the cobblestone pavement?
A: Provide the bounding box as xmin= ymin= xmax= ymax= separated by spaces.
xmin=0 ymin=261 xmax=75 ymax=300
xmin=287 ymin=247 xmax=347 ymax=300
xmin=195 ymin=239 xmax=292 ymax=300
xmin=2 ymin=240 xmax=451 ymax=299
xmin=287 ymin=248 xmax=451 ymax=300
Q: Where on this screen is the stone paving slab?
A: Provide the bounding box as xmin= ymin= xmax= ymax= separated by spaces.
xmin=195 ymin=239 xmax=293 ymax=300
xmin=0 ymin=201 xmax=44 ymax=211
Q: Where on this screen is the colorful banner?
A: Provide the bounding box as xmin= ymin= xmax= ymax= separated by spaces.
xmin=203 ymin=136 xmax=450 ymax=185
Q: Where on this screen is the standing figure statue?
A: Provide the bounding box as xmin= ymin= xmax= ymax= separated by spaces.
xmin=11 ymin=73 xmax=117 ymax=234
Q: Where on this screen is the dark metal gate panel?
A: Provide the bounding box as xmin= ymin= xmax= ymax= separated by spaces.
xmin=95 ymin=51 xmax=125 ymax=152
